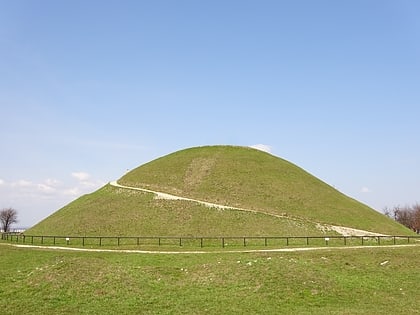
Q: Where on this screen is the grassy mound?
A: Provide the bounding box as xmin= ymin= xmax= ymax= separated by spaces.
xmin=119 ymin=146 xmax=408 ymax=235
xmin=28 ymin=145 xmax=410 ymax=236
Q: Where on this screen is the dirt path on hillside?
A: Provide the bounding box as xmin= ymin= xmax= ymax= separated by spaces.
xmin=111 ymin=181 xmax=258 ymax=211
xmin=109 ymin=181 xmax=386 ymax=237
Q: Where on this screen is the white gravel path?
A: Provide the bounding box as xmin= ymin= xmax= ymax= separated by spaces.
xmin=4 ymin=243 xmax=418 ymax=254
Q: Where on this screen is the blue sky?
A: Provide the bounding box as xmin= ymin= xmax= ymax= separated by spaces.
xmin=1 ymin=1 xmax=419 ymax=227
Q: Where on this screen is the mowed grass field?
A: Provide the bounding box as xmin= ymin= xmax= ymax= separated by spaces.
xmin=1 ymin=243 xmax=419 ymax=314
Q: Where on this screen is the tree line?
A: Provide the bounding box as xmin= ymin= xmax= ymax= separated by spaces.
xmin=384 ymin=204 xmax=420 ymax=234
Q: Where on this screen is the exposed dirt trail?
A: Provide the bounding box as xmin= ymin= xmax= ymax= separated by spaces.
xmin=109 ymin=181 xmax=386 ymax=237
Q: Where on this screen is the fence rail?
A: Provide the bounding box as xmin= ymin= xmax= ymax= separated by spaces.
xmin=2 ymin=233 xmax=420 ymax=248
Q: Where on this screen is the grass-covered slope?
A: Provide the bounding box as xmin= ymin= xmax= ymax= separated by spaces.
xmin=28 ymin=145 xmax=410 ymax=236
xmin=27 ymin=184 xmax=324 ymax=236
xmin=119 ymin=145 xmax=408 ymax=235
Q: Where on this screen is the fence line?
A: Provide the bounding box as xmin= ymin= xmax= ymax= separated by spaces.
xmin=2 ymin=233 xmax=420 ymax=248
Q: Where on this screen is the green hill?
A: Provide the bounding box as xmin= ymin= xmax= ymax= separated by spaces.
xmin=27 ymin=145 xmax=410 ymax=236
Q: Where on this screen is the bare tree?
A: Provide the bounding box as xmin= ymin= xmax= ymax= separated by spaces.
xmin=385 ymin=204 xmax=420 ymax=234
xmin=0 ymin=208 xmax=18 ymax=233
xmin=394 ymin=206 xmax=414 ymax=229
xmin=383 ymin=206 xmax=392 ymax=218
xmin=412 ymin=204 xmax=420 ymax=233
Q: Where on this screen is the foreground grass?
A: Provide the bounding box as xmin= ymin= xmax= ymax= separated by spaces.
xmin=1 ymin=243 xmax=419 ymax=314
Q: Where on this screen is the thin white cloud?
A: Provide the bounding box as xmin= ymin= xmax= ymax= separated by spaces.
xmin=250 ymin=144 xmax=273 ymax=153
xmin=71 ymin=172 xmax=105 ymax=190
xmin=13 ymin=179 xmax=33 ymax=187
xmin=2 ymin=174 xmax=103 ymax=202
xmin=0 ymin=174 xmax=105 ymax=227
xmin=71 ymin=172 xmax=91 ymax=181
xmin=45 ymin=178 xmax=61 ymax=187
xmin=63 ymin=187 xmax=82 ymax=196
xmin=8 ymin=179 xmax=60 ymax=194
xmin=37 ymin=183 xmax=56 ymax=194
xmin=361 ymin=187 xmax=371 ymax=193
xmin=81 ymin=180 xmax=105 ymax=188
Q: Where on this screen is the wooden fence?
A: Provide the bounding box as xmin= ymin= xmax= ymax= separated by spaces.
xmin=2 ymin=233 xmax=420 ymax=248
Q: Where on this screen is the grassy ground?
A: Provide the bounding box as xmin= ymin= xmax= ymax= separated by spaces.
xmin=1 ymin=243 xmax=419 ymax=314
xmin=26 ymin=185 xmax=326 ymax=237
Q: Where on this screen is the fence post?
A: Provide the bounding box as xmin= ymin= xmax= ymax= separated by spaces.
xmin=200 ymin=238 xmax=203 ymax=248
xmin=243 ymin=237 xmax=246 ymax=247
xmin=179 ymin=238 xmax=182 ymax=247
xmin=264 ymin=237 xmax=267 ymax=246
xmin=222 ymin=237 xmax=225 ymax=248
